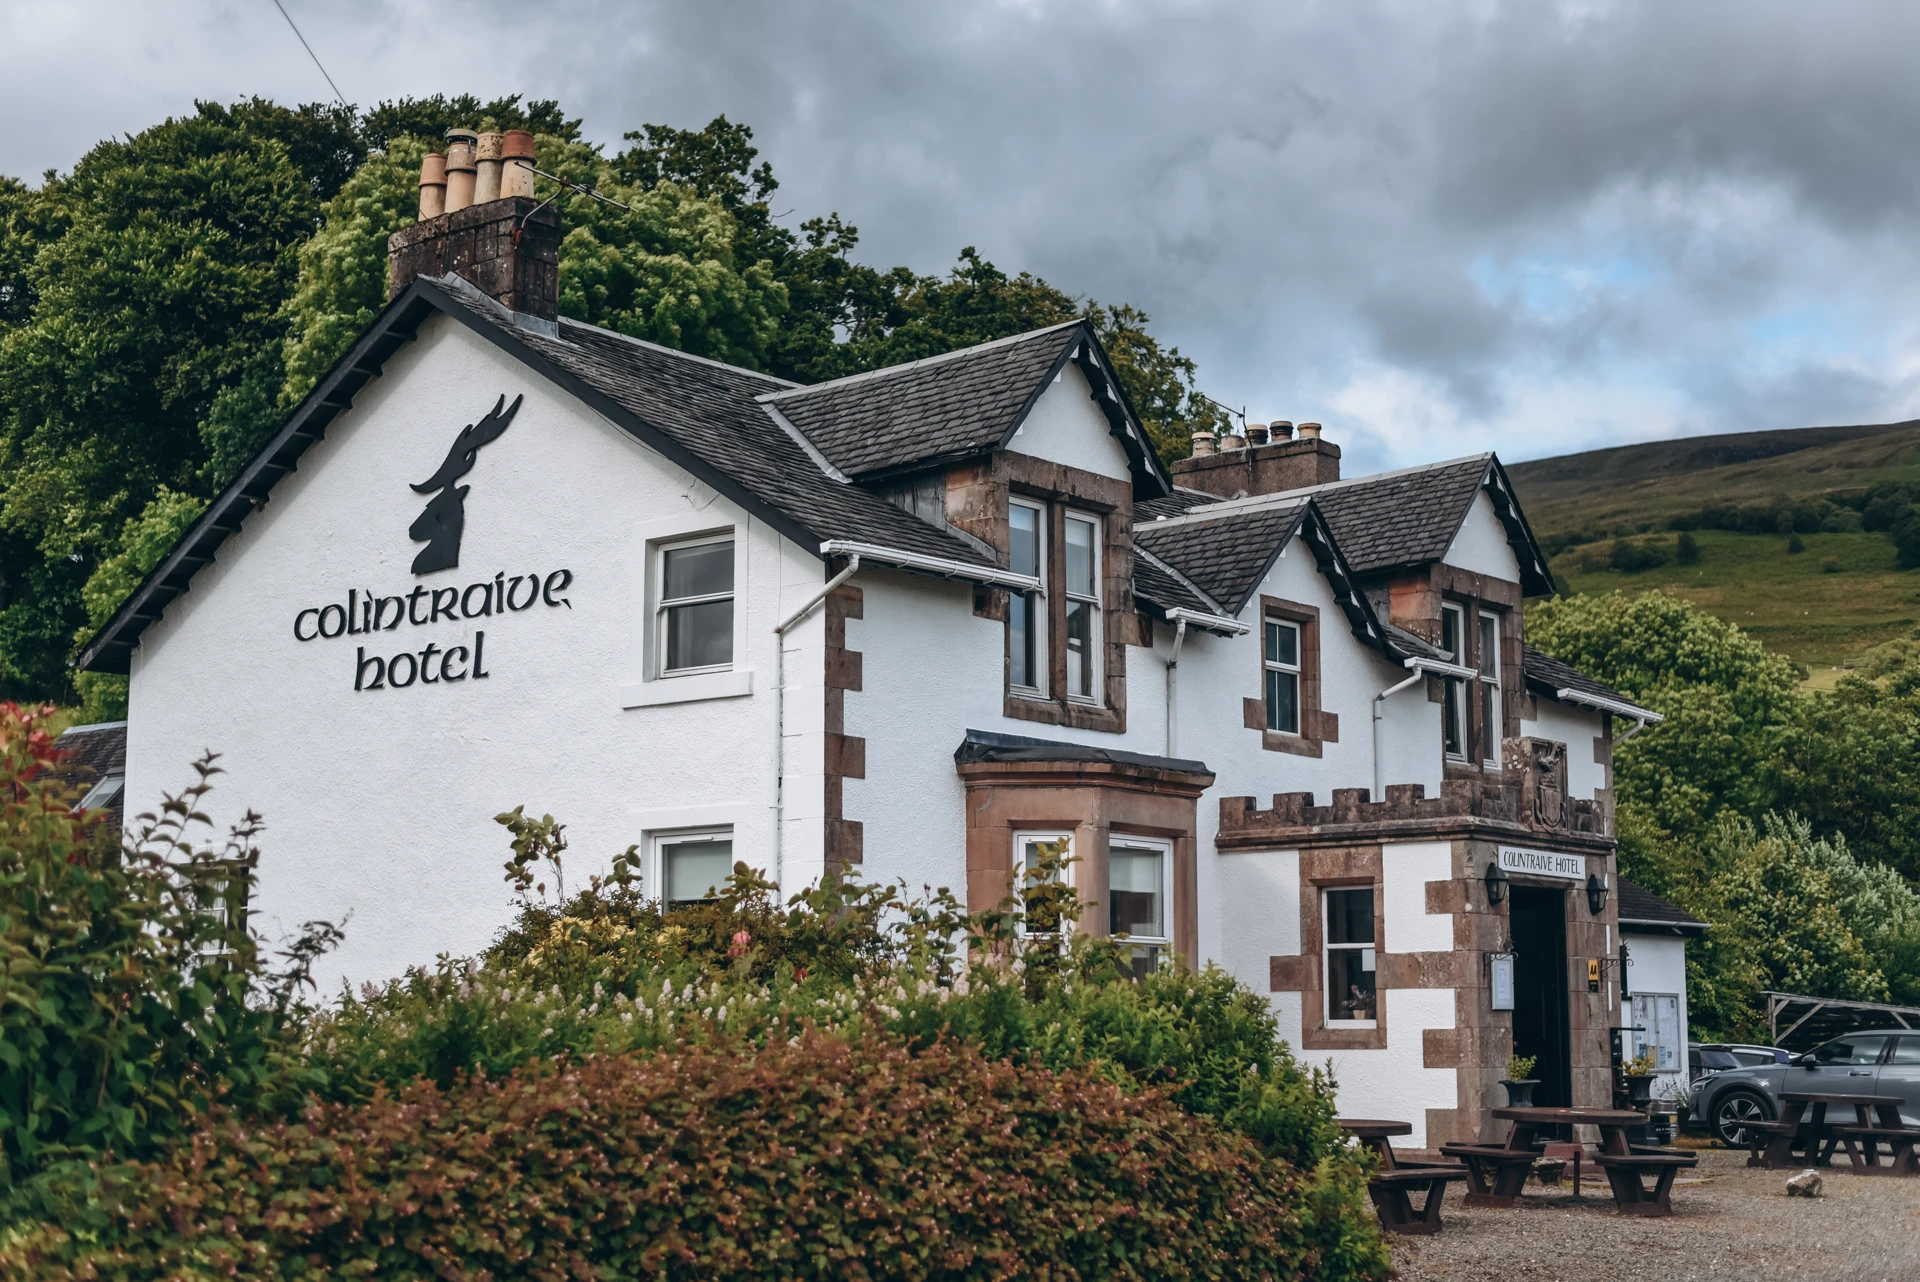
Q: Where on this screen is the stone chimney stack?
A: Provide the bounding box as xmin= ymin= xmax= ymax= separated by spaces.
xmin=1170 ymin=421 xmax=1340 ymax=499
xmin=388 ymin=127 xmax=559 ymax=322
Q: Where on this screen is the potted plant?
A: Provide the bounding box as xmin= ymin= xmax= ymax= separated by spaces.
xmin=1501 ymin=1053 xmax=1540 ymax=1107
xmin=1623 ymin=1049 xmax=1658 ymax=1106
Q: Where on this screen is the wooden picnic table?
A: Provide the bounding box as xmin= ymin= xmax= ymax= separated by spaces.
xmin=1751 ymin=1093 xmax=1910 ymax=1173
xmin=1337 ymin=1118 xmax=1467 ymax=1235
xmin=1441 ymin=1107 xmax=1697 ymax=1217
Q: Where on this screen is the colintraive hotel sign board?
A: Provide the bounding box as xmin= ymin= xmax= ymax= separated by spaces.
xmin=1497 ymin=846 xmax=1586 ymax=882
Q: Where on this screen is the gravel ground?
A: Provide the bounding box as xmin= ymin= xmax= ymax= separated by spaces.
xmin=1390 ymin=1143 xmax=1920 ymax=1282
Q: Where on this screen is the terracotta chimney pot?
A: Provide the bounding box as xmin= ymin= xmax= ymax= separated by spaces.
xmin=1245 ymin=424 xmax=1270 ymax=446
xmin=417 ymin=153 xmax=447 ymax=221
xmin=1221 ymin=428 xmax=1248 ymax=451
xmin=1190 ymin=431 xmax=1217 ymax=457
xmin=1269 ymin=420 xmax=1294 ymax=440
xmin=444 ymin=130 xmax=478 ymax=212
xmin=474 ymin=132 xmax=504 ymax=204
xmin=500 ymin=130 xmax=537 ymax=199
xmin=1297 ymin=421 xmax=1323 ymax=440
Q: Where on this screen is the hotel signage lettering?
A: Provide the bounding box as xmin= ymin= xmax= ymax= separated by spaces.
xmin=289 ymin=391 xmax=571 ymax=691
xmin=1496 ymin=845 xmax=1586 ymax=882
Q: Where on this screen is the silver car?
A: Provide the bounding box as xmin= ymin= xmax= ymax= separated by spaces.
xmin=1692 ymin=1030 xmax=1920 ymax=1147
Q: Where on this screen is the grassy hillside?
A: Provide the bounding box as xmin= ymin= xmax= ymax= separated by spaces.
xmin=1508 ymin=421 xmax=1920 ymax=675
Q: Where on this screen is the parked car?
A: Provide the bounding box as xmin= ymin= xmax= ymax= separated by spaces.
xmin=1688 ymin=1030 xmax=1920 ymax=1147
xmin=1689 ymin=1041 xmax=1789 ymax=1084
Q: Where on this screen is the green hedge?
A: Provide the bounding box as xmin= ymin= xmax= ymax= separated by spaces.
xmin=15 ymin=1033 xmax=1366 ymax=1281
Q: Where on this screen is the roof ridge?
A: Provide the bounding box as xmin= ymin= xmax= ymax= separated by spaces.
xmin=554 ymin=315 xmax=799 ymax=388
xmin=1131 ymin=546 xmax=1229 ymax=615
xmin=757 ymin=318 xmax=1087 ymax=404
xmin=1133 ymin=492 xmax=1311 ymax=533
xmin=1184 ymin=452 xmax=1495 ymax=517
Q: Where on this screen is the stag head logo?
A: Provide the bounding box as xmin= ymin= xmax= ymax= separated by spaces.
xmin=408 ymin=394 xmax=523 ymax=575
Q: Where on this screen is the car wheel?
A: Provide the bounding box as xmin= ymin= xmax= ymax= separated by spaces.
xmin=1713 ymin=1088 xmax=1772 ymax=1148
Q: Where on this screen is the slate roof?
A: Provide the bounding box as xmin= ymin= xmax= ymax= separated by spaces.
xmin=1617 ymin=877 xmax=1708 ymax=934
xmin=1521 ymin=644 xmax=1656 ymax=719
xmin=761 ymin=321 xmax=1086 ymax=478
xmin=1133 ymin=487 xmax=1222 ymax=523
xmin=1131 ymin=499 xmax=1311 ymax=616
xmin=46 ymin=721 xmax=127 ymax=833
xmin=1306 ymin=455 xmax=1498 ymax=572
xmin=955 ymin=728 xmax=1211 ymax=778
xmin=1130 ymin=548 xmax=1226 ymax=618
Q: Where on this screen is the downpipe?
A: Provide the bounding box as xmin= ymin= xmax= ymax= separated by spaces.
xmin=1373 ymin=656 xmax=1477 ymax=801
xmin=1164 ymin=617 xmax=1189 ymax=757
xmin=772 ymin=554 xmax=859 ymax=889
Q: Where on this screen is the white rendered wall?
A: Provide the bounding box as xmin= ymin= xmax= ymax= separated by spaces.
xmin=1624 ymin=932 xmax=1690 ymax=1100
xmin=127 ymin=315 xmax=826 ymax=989
xmin=1520 ymin=699 xmax=1609 ymax=800
xmin=1007 ymin=362 xmax=1133 ymax=478
xmin=1443 ymin=490 xmax=1522 ymax=581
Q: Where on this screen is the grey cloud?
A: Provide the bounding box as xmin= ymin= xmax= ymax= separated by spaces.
xmin=6 ymin=0 xmax=1920 ymax=471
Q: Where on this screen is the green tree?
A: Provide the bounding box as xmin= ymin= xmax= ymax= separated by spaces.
xmin=1675 ymin=530 xmax=1701 ymax=564
xmin=67 ymin=488 xmax=208 ymax=721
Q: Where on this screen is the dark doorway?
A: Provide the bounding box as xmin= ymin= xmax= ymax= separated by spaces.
xmin=1510 ymin=886 xmax=1572 ymax=1109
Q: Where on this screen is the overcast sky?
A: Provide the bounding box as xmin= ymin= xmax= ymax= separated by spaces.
xmin=6 ymin=0 xmax=1920 ymax=474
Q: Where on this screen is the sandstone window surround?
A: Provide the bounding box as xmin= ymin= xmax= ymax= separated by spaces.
xmin=1428 ymin=567 xmax=1522 ymax=777
xmin=1241 ymin=596 xmax=1337 ymax=757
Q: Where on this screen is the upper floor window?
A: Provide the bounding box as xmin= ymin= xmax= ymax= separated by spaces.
xmin=659 ymin=535 xmax=734 ymax=675
xmin=1264 ymin=618 xmax=1302 ymax=735
xmin=1064 ymin=514 xmax=1102 ymax=701
xmin=1009 ymin=501 xmax=1046 ymax=693
xmin=1440 ymin=603 xmax=1467 ymax=760
xmin=1477 ymin=610 xmax=1501 ymax=768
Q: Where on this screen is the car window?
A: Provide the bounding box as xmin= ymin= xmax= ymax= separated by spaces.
xmin=1814 ymin=1035 xmax=1889 ymax=1065
xmin=1890 ymin=1037 xmax=1920 ymax=1066
xmin=1730 ymin=1050 xmax=1775 ymax=1067
xmin=1700 ymin=1050 xmax=1740 ymax=1070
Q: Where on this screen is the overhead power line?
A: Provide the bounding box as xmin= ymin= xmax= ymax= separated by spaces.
xmin=269 ymin=0 xmax=348 ymax=110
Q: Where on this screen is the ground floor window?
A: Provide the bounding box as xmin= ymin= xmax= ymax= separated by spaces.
xmin=189 ymin=861 xmax=249 ymax=959
xmin=1014 ymin=831 xmax=1074 ymax=935
xmin=1323 ymin=886 xmax=1377 ymax=1022
xmin=1109 ymin=839 xmax=1170 ymax=979
xmin=1630 ymin=992 xmax=1681 ymax=1073
xmin=658 ymin=829 xmax=734 ymax=907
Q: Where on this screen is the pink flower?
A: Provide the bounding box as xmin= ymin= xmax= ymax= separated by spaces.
xmin=728 ymin=929 xmax=752 ymax=960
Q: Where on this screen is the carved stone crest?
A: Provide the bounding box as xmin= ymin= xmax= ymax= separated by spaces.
xmin=1504 ymin=735 xmax=1570 ymax=830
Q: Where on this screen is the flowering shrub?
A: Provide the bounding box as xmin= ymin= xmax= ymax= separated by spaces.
xmin=0 ymin=704 xmax=335 ymax=1217
xmin=12 ymin=1034 xmax=1358 ymax=1281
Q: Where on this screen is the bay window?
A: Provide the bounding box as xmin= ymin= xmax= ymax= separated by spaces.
xmin=1109 ymin=840 xmax=1170 ymax=979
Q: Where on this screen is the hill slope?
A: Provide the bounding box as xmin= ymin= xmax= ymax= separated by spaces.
xmin=1507 ymin=420 xmax=1920 ymax=675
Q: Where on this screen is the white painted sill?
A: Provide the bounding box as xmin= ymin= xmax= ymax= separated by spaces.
xmin=620 ymin=668 xmax=754 ymax=708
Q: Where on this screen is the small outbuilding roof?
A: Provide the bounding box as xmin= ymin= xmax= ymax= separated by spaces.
xmin=1522 ymin=644 xmax=1661 ymax=723
xmin=1617 ymin=877 xmax=1708 ymax=936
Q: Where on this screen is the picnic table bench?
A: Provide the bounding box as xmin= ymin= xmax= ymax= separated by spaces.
xmin=1338 ymin=1119 xmax=1469 ymax=1234
xmin=1750 ymin=1093 xmax=1911 ymax=1173
xmin=1443 ymin=1107 xmax=1696 ymax=1216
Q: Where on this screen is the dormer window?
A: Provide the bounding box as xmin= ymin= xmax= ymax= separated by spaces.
xmin=1478 ymin=611 xmax=1502 ymax=768
xmin=1440 ymin=603 xmax=1468 ymax=761
xmin=1009 ymin=500 xmax=1046 ymax=693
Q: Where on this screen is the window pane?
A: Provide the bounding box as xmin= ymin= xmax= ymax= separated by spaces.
xmin=1010 ymin=505 xmax=1041 ymax=578
xmin=665 ymin=839 xmax=733 ymax=905
xmin=1816 ymin=1035 xmax=1888 ymax=1065
xmin=1065 ymin=517 xmax=1096 ymax=596
xmin=666 ymin=598 xmax=733 ymax=670
xmin=1477 ymin=613 xmax=1498 ymax=678
xmin=663 ymin=541 xmax=733 ymax=601
xmin=1109 ymin=845 xmax=1164 ymax=939
xmin=1326 ymin=887 xmax=1374 ymax=945
xmin=1444 ymin=682 xmax=1465 ymax=756
xmin=1891 ymin=1038 xmax=1920 ymax=1065
xmin=1066 ymin=599 xmax=1093 ymax=696
xmin=1328 ymin=948 xmax=1377 ymax=1020
xmin=1481 ymin=680 xmax=1499 ymax=761
xmin=1266 ymin=620 xmax=1298 ymax=667
xmin=1441 ymin=606 xmax=1461 ymax=662
xmin=1266 ymin=668 xmax=1299 ymax=734
xmin=1010 ymin=591 xmax=1037 ymax=688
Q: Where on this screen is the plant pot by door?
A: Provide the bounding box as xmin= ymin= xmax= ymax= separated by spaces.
xmin=1501 ymin=1079 xmax=1539 ymax=1107
xmin=1624 ymin=1073 xmax=1655 ymax=1107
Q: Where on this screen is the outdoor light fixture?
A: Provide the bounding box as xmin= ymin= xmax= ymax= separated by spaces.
xmin=1484 ymin=861 xmax=1510 ymax=906
xmin=1586 ymin=872 xmax=1610 ymax=916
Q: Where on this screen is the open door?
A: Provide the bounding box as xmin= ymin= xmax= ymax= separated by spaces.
xmin=1511 ymin=886 xmax=1572 ymax=1109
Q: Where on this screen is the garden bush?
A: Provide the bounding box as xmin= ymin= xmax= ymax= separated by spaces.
xmin=10 ymin=1033 xmax=1373 ymax=1281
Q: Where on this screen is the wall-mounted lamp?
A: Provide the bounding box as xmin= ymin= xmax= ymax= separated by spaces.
xmin=1586 ymin=872 xmax=1610 ymax=916
xmin=1484 ymin=861 xmax=1510 ymax=906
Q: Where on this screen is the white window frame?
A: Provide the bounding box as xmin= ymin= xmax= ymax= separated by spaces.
xmin=1063 ymin=511 xmax=1103 ymax=704
xmin=653 ymin=826 xmax=736 ymax=907
xmin=78 ymin=772 xmax=124 ymax=812
xmin=1478 ymin=610 xmax=1502 ymax=769
xmin=1322 ymin=885 xmax=1378 ymax=1028
xmin=1008 ymin=499 xmax=1049 ymax=697
xmin=188 ymin=861 xmax=248 ymax=960
xmin=1107 ymin=835 xmax=1172 ymax=974
xmin=623 ymin=514 xmax=754 ymax=709
xmin=1440 ymin=602 xmax=1468 ymax=762
xmin=655 ymin=532 xmax=737 ymax=678
xmin=1630 ymin=992 xmax=1682 ymax=1076
xmin=1012 ymin=830 xmax=1074 ymax=937
xmin=1263 ymin=618 xmax=1303 ymax=735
